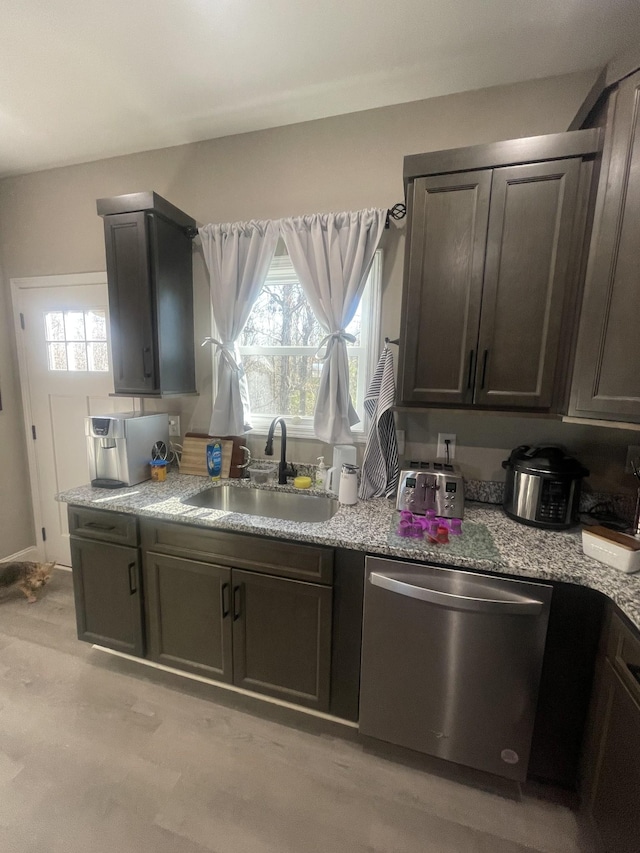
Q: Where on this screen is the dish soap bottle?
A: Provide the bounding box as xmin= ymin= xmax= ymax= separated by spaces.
xmin=316 ymin=457 xmax=328 ymax=490
xmin=207 ymin=440 xmax=223 ymax=481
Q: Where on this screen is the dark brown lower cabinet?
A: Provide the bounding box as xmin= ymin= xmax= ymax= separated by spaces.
xmin=144 ymin=553 xmax=232 ymax=682
xmin=588 ymin=661 xmax=640 ymax=852
xmin=231 ymin=569 xmax=332 ymax=710
xmin=581 ymin=610 xmax=640 ymax=851
xmin=70 ymin=537 xmax=145 ymax=657
xmin=143 ymin=552 xmax=333 ymax=712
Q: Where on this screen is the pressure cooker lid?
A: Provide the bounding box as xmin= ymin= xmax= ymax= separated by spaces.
xmin=502 ymin=445 xmax=589 ymax=478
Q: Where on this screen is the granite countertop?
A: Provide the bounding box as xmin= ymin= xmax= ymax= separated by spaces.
xmin=57 ymin=473 xmax=640 ymax=631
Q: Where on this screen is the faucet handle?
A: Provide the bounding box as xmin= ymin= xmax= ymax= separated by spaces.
xmin=282 ymin=463 xmax=297 ymax=480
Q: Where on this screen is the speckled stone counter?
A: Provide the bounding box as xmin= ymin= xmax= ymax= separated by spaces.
xmin=57 ymin=473 xmax=640 ymax=632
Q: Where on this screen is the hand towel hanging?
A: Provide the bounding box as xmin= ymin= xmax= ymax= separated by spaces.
xmin=359 ymin=345 xmax=399 ymax=500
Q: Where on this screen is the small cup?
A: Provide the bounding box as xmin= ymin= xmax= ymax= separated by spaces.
xmin=449 ymin=518 xmax=463 ymax=536
xmin=396 ymin=518 xmax=414 ymax=537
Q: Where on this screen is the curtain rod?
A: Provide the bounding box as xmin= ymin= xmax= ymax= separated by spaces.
xmin=385 ymin=202 xmax=406 ymax=229
xmin=185 ymin=204 xmax=407 ymax=239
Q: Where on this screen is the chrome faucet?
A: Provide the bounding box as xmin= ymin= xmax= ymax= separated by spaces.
xmin=264 ymin=417 xmax=297 ymax=485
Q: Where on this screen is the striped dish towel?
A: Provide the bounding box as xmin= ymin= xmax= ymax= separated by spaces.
xmin=359 ymin=345 xmax=399 ymax=500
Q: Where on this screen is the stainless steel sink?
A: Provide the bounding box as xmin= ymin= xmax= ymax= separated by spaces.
xmin=182 ymin=485 xmax=339 ymax=523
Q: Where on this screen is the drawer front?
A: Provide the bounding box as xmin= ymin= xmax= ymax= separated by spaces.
xmin=140 ymin=518 xmax=333 ymax=584
xmin=68 ymin=505 xmax=139 ymax=547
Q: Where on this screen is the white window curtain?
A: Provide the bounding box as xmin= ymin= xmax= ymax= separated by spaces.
xmin=280 ymin=208 xmax=387 ymax=444
xmin=199 ymin=220 xmax=279 ymax=435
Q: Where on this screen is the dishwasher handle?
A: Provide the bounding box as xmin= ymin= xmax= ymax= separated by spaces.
xmin=369 ymin=571 xmax=544 ymax=616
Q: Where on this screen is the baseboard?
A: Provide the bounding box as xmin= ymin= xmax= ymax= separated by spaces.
xmin=0 ymin=545 xmax=40 ymax=563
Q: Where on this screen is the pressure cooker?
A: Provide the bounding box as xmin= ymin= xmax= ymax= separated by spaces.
xmin=502 ymin=445 xmax=589 ymax=530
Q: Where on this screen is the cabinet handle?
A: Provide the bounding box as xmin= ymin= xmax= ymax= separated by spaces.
xmin=480 ymin=349 xmax=489 ymax=390
xmin=232 ymin=584 xmax=242 ymax=621
xmin=221 ymin=582 xmax=230 ymax=619
xmin=128 ymin=562 xmax=137 ymax=595
xmin=85 ymin=521 xmax=116 ymax=532
xmin=466 ymin=350 xmax=475 ymax=390
xmin=142 ymin=346 xmax=153 ymax=379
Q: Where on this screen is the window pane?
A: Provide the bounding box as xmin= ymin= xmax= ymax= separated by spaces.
xmin=345 ymin=302 xmax=362 ymax=346
xmin=64 ymin=311 xmax=86 ymax=341
xmin=348 ymin=355 xmax=360 ymax=401
xmin=48 ymin=342 xmax=68 ymax=370
xmin=85 ymin=309 xmax=107 ymax=341
xmin=45 ymin=311 xmax=65 ymax=341
xmin=87 ymin=342 xmax=109 ymax=372
xmin=240 ymin=283 xmax=325 ymax=348
xmin=238 ymin=248 xmax=379 ymax=430
xmin=67 ymin=342 xmax=88 ymax=371
xmin=243 ymin=355 xmax=324 ymax=417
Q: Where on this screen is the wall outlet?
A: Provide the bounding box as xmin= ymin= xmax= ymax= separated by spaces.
xmin=626 ymin=445 xmax=640 ymax=473
xmin=168 ymin=415 xmax=181 ymax=437
xmin=396 ymin=429 xmax=406 ymax=454
xmin=436 ymin=433 xmax=456 ymax=461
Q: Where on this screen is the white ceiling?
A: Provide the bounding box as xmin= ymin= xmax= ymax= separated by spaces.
xmin=1 ymin=0 xmax=639 ymax=177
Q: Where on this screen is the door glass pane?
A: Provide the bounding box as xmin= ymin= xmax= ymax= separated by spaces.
xmin=87 ymin=342 xmax=108 ymax=372
xmin=48 ymin=342 xmax=68 ymax=371
xmin=44 ymin=308 xmax=109 ymax=372
xmin=64 ymin=312 xmax=86 ymax=342
xmin=45 ymin=312 xmax=65 ymax=341
xmin=85 ymin=309 xmax=107 ymax=341
xmin=67 ymin=342 xmax=88 ymax=371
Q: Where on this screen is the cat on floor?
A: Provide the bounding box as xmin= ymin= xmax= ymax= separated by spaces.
xmin=0 ymin=561 xmax=54 ymax=603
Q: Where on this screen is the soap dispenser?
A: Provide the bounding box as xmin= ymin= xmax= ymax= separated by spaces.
xmin=316 ymin=457 xmax=328 ymax=490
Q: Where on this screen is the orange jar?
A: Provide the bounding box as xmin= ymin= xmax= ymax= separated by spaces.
xmin=150 ymin=460 xmax=168 ymax=481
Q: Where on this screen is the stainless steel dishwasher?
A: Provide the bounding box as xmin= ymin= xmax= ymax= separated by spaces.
xmin=359 ymin=557 xmax=552 ymax=781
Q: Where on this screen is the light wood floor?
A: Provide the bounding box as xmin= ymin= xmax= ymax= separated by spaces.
xmin=0 ymin=569 xmax=597 ymax=853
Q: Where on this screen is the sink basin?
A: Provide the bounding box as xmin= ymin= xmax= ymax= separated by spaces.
xmin=182 ymin=485 xmax=339 ymax=523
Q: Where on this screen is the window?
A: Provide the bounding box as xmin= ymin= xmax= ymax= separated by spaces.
xmin=45 ymin=309 xmax=108 ymax=372
xmin=238 ymin=250 xmax=382 ymax=436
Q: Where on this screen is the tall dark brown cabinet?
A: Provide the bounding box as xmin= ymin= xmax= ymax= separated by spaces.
xmin=97 ymin=192 xmax=197 ymax=397
xmin=399 ymin=131 xmax=600 ymax=411
xmin=570 ymin=69 xmax=640 ymax=423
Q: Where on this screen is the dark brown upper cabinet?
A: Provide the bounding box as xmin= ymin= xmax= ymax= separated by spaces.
xmin=570 ymin=69 xmax=640 ymax=424
xmin=97 ymin=191 xmax=197 ymax=397
xmin=399 ymin=131 xmax=600 ymax=411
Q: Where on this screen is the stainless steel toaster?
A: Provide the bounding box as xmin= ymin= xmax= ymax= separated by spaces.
xmin=396 ymin=463 xmax=465 ymax=518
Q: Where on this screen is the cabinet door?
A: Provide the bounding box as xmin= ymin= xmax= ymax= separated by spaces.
xmin=474 ymin=158 xmax=581 ymax=408
xmin=570 ymin=71 xmax=640 ymax=422
xmin=144 ymin=553 xmax=232 ymax=682
xmin=150 ymin=214 xmax=197 ymax=395
xmin=589 ymin=661 xmax=640 ymax=852
xmin=399 ymin=171 xmax=491 ymax=405
xmin=70 ymin=537 xmax=144 ymax=656
xmin=231 ymin=570 xmax=332 ymax=711
xmin=103 ymin=211 xmax=158 ymax=395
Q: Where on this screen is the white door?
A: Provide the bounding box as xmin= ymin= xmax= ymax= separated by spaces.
xmin=14 ymin=275 xmax=135 ymax=566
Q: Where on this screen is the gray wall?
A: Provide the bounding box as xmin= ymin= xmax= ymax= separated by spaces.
xmin=2 ymin=67 xmax=628 ymax=557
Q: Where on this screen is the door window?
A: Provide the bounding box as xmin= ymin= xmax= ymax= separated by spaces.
xmin=44 ymin=309 xmax=108 ymax=372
